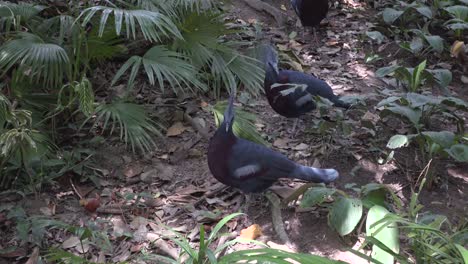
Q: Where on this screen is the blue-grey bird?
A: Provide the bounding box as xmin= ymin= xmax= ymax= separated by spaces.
xmin=207 ymin=96 xmax=339 ymax=193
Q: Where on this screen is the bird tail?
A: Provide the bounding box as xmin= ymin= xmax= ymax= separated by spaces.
xmin=291 ymin=165 xmax=339 ymax=183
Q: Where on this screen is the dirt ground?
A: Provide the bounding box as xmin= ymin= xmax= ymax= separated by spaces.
xmin=1 ymin=0 xmax=467 ymax=263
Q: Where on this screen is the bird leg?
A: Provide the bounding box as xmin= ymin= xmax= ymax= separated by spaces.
xmin=312 ymin=27 xmax=320 ymax=46
xmin=290 ymin=118 xmax=299 ymax=136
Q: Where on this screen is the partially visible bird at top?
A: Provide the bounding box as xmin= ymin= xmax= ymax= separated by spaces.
xmin=261 ymin=43 xmax=350 ymax=133
xmin=290 ymin=0 xmax=329 ymax=44
xmin=207 ymin=95 xmax=339 ymax=194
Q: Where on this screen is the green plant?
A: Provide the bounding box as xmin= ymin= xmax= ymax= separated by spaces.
xmin=376 ymin=60 xmax=452 ymax=92
xmin=444 ymin=5 xmax=468 ymax=39
xmin=399 ymin=30 xmax=445 ymax=56
xmin=212 ymin=100 xmax=267 ymax=145
xmin=0 ymin=0 xmax=264 ymax=190
xmin=140 ymin=213 xmax=346 ymax=264
xmin=351 ymin=169 xmax=468 ymax=264
xmin=299 ymin=183 xmax=401 ymax=264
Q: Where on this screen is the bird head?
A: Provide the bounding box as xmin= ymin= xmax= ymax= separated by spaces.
xmin=223 ymin=95 xmax=235 ymax=132
xmin=267 ymin=61 xmax=279 ymax=75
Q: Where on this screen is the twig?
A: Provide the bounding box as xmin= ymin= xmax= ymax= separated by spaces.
xmin=281 ymin=183 xmax=314 ymax=207
xmin=265 ymin=191 xmax=294 ymax=249
xmin=70 ymin=179 xmax=83 ymax=200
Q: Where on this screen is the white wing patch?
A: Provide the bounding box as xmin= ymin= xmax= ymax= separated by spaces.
xmin=234 ymin=164 xmax=261 ymax=179
xmin=295 ymin=93 xmax=313 ymax=107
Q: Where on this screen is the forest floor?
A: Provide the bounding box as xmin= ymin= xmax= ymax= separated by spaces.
xmin=1 ymin=0 xmax=467 ymax=263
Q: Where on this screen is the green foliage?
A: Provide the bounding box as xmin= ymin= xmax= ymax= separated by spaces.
xmin=141 ymin=213 xmax=345 ymax=264
xmin=111 ymin=45 xmax=206 ymax=93
xmin=212 ymin=100 xmax=267 ymax=146
xmin=376 ymin=60 xmax=452 ymax=92
xmin=85 ymin=101 xmax=164 ymax=153
xmin=0 ymin=0 xmax=263 ymax=190
xmin=366 ymin=205 xmax=399 ymax=264
xmin=329 ymin=197 xmax=363 ymax=236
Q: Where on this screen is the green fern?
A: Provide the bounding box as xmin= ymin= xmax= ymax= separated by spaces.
xmin=84 ymin=101 xmax=164 ymax=153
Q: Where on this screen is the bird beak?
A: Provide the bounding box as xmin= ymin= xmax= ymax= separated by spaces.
xmin=267 ymin=61 xmax=279 ymax=76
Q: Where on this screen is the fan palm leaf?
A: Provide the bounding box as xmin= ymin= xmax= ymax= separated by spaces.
xmin=36 ymin=15 xmax=79 ymax=46
xmin=85 ymin=101 xmax=163 ymax=153
xmin=79 ymin=6 xmax=182 ymax=42
xmin=173 ymin=12 xmax=264 ymax=97
xmin=210 ymin=47 xmax=264 ymax=97
xmin=0 ymin=2 xmax=45 ymax=32
xmin=112 ymin=45 xmax=206 ymax=93
xmin=0 ymin=32 xmax=71 ymax=87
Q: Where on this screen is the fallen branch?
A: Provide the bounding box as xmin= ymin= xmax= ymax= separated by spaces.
xmin=239 ymin=0 xmax=286 ymax=26
xmin=265 ymin=191 xmax=294 ymax=249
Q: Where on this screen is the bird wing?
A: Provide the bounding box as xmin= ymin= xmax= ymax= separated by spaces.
xmin=228 ymin=139 xmax=297 ymax=181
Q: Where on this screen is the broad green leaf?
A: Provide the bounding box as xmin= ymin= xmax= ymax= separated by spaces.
xmin=411 ymin=60 xmax=426 ymax=92
xmin=427 ymin=69 xmax=452 ymax=88
xmin=441 ymin=97 xmax=468 ymax=110
xmin=382 ymin=8 xmax=404 ymax=24
xmin=406 ymin=93 xmax=441 ymax=108
xmin=381 ymin=106 xmax=422 ymax=128
xmin=445 ymin=5 xmax=468 ymax=20
xmin=410 ymin=37 xmax=424 ymax=53
xmin=387 ymin=135 xmax=410 ymax=149
xmin=445 ymin=144 xmax=468 ymax=162
xmin=300 ymin=187 xmax=336 ymax=208
xmin=421 ymin=131 xmax=455 ymax=148
xmin=329 ymin=197 xmax=363 ymax=236
xmin=376 ymin=96 xmax=401 ymax=108
xmin=366 ymin=31 xmax=386 ymax=44
xmin=375 ymin=65 xmax=399 ymax=78
xmin=415 ymin=5 xmax=433 ymax=18
xmin=362 ymin=189 xmax=387 ymax=209
xmin=455 ymin=244 xmax=468 ymax=263
xmin=366 ymin=206 xmax=399 ymax=264
xmin=424 ymin=35 xmax=444 ymax=53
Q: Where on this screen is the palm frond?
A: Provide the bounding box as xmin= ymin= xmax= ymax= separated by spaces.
xmin=212 ymin=100 xmax=267 ymax=146
xmin=172 ymin=0 xmax=218 ymax=12
xmin=86 ymin=27 xmax=127 ymax=63
xmin=0 ymin=32 xmax=71 ymax=87
xmin=112 ymin=45 xmax=206 ymax=93
xmin=173 ymin=11 xmax=225 ymax=66
xmin=209 ymin=47 xmax=264 ymax=97
xmin=0 ymin=93 xmax=12 ymax=126
xmin=0 ymin=2 xmax=45 ymax=32
xmin=86 ymin=101 xmax=163 ymax=153
xmin=36 ymin=15 xmax=79 ymax=46
xmin=173 ymin=12 xmax=264 ymax=97
xmin=79 ymin=6 xmax=182 ymax=42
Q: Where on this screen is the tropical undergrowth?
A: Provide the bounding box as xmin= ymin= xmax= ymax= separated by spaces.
xmin=0 ymin=0 xmax=264 ymax=191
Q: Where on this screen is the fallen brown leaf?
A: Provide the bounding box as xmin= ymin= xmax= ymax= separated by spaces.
xmin=239 ymin=224 xmax=262 ymax=239
xmin=166 ymin=122 xmax=187 ymax=137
